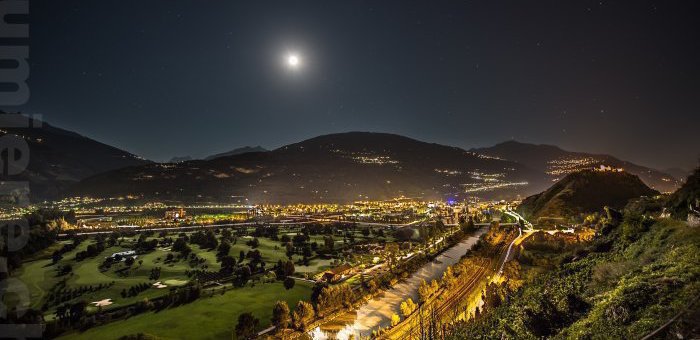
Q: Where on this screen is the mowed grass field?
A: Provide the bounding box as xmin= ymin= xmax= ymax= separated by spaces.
xmin=15 ymin=238 xmax=207 ymax=315
xmin=58 ymin=281 xmax=313 ymax=340
xmin=13 ymin=229 xmax=339 ymax=317
xmin=12 ymin=225 xmax=385 ymax=334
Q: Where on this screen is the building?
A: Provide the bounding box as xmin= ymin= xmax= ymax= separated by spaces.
xmin=164 ymin=208 xmax=186 ymax=220
xmin=316 ymin=264 xmax=353 ymax=283
xmin=594 ymin=165 xmax=624 ymax=172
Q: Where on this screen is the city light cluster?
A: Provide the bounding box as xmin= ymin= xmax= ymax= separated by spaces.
xmin=546 ymin=157 xmax=599 ymax=176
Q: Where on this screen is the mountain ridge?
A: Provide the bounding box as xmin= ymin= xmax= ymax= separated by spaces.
xmin=471 ymin=140 xmax=679 ymax=193
xmin=1 ymin=116 xmax=681 ymax=204
xmin=204 ymin=146 xmax=268 ymax=161
xmin=71 ymin=131 xmax=540 ymax=203
xmin=0 ymin=113 xmax=150 ymax=201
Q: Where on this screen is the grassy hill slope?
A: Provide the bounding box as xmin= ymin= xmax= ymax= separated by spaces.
xmin=518 ymin=170 xmax=658 ymax=222
xmin=451 ymin=170 xmax=700 ymax=339
xmin=451 ymin=215 xmax=699 ymax=339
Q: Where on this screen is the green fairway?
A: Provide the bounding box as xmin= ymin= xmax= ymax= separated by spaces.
xmin=12 ymin=228 xmax=337 ymax=319
xmin=11 ymin=224 xmax=358 ymax=336
xmin=229 ymin=237 xmax=300 ymax=263
xmin=58 ymin=281 xmax=313 ymax=340
xmin=14 ymin=258 xmax=55 ymax=308
xmin=295 ymin=258 xmax=334 ymax=273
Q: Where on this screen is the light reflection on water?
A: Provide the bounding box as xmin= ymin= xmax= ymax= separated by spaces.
xmin=311 ymin=228 xmax=487 ymax=339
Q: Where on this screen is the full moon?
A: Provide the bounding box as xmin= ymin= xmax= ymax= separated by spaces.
xmin=287 ymin=54 xmax=300 ymax=68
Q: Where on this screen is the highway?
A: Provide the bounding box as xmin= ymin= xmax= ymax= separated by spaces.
xmin=59 ymin=218 xmax=426 ymax=237
xmin=58 ymin=220 xmax=324 ymax=237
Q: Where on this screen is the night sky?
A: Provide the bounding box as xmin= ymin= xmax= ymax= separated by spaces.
xmin=17 ymin=1 xmax=700 ymax=169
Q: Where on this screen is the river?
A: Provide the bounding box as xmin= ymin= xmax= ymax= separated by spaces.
xmin=310 ymin=227 xmax=487 ymax=339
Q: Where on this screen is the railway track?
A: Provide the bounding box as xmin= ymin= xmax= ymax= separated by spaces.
xmin=380 ymin=233 xmax=517 ymax=339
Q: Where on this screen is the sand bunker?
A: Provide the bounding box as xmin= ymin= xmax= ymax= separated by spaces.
xmin=91 ymin=298 xmax=113 ymax=307
xmin=152 ymin=281 xmax=168 ymax=288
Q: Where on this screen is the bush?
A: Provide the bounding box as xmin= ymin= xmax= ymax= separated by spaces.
xmin=283 ymin=277 xmax=295 ymax=290
xmin=235 ymin=312 xmax=259 ymax=339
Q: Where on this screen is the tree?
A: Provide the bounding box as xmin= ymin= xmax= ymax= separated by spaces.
xmin=235 ymin=312 xmax=259 ymax=339
xmin=400 ymin=298 xmax=417 ymax=318
xmin=418 ymin=279 xmax=439 ymax=303
xmin=302 ymin=245 xmax=312 ymax=257
xmin=220 ymin=255 xmax=236 ymax=272
xmin=69 ymin=300 xmax=87 ymax=324
xmin=284 ymin=277 xmax=295 ymax=290
xmin=323 ymin=235 xmax=334 ymax=252
xmin=51 ymin=251 xmax=62 ymax=264
xmin=247 ymin=250 xmax=262 ymax=263
xmin=292 ymin=301 xmax=315 ymax=330
xmin=235 ymin=266 xmax=252 ymax=287
xmin=271 ymin=301 xmax=291 ymax=330
xmin=283 ymin=260 xmax=295 ymax=277
xmin=315 ymin=284 xmax=355 ymax=316
xmin=391 ymin=313 xmax=401 ymax=326
xmin=366 ymin=278 xmax=378 ymax=293
xmin=247 ymin=237 xmax=260 ymax=248
xmin=60 ymin=264 xmax=72 ymax=275
xmin=221 ymin=228 xmax=232 ymax=241
xmin=431 ymin=280 xmax=439 ymax=294
xmin=125 ymin=256 xmax=135 ymax=267
xmin=217 ymin=241 xmax=231 ymax=258
xmin=173 ymin=238 xmax=188 ymax=252
xmin=394 ymin=228 xmax=414 ymax=242
xmin=442 ymin=266 xmax=456 ymax=288
xmin=385 ymin=243 xmax=400 ymax=271
xmin=205 ymin=230 xmax=218 ymax=249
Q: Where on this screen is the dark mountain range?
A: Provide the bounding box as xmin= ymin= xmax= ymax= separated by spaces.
xmin=71 ymin=132 xmax=543 ymax=203
xmin=517 ymin=169 xmax=658 ymax=223
xmin=204 ymin=146 xmax=268 ymax=161
xmin=3 ymin=116 xmax=683 ymax=205
xmin=472 ymin=141 xmax=680 ymax=193
xmin=663 ymin=167 xmax=693 ymax=182
xmin=0 ymin=114 xmax=150 ymax=202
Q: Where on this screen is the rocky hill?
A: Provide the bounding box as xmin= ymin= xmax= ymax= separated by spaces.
xmin=666 ymin=167 xmax=700 ymax=219
xmin=518 ymin=169 xmax=658 ymax=222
